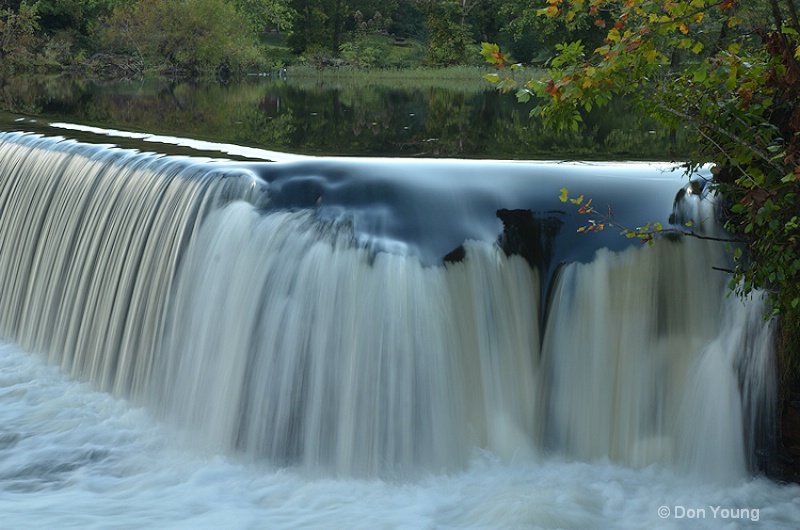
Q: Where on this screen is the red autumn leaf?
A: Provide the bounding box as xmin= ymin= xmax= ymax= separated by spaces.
xmin=614 ymin=20 xmax=624 ymax=30
xmin=491 ymin=50 xmax=507 ymax=69
xmin=737 ymin=87 xmax=753 ymax=107
xmin=625 ymin=40 xmax=641 ymax=52
xmin=595 ymin=19 xmax=606 ymax=28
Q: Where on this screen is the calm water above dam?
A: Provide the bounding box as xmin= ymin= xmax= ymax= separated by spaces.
xmin=0 ymin=73 xmax=688 ymax=160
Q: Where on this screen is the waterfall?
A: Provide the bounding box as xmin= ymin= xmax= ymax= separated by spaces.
xmin=0 ymin=132 xmax=268 ymax=397
xmin=155 ymin=206 xmax=541 ymax=476
xmin=0 ymin=131 xmax=777 ymax=481
xmin=543 ymin=239 xmax=775 ymax=481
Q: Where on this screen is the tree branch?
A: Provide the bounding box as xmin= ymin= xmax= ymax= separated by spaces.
xmin=651 ymin=99 xmax=788 ymax=181
xmin=784 ymin=0 xmax=800 ymax=34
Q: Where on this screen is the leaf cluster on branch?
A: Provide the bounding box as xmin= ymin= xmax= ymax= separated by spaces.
xmin=483 ymin=0 xmax=800 ymax=315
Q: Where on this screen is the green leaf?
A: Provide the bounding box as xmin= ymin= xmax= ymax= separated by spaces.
xmin=693 ymin=69 xmax=707 ymax=82
xmin=559 ymin=188 xmax=569 ymax=202
xmin=480 ymin=42 xmax=500 ymax=60
xmin=483 ymin=73 xmax=500 ymax=83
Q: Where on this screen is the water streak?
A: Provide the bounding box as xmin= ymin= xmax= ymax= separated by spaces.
xmin=0 ymin=131 xmax=777 ymax=482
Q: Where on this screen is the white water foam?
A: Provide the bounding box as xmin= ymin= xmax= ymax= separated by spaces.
xmin=0 ymin=342 xmax=798 ymax=529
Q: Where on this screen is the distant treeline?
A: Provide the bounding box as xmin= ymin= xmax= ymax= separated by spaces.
xmin=0 ymin=0 xmax=610 ymax=79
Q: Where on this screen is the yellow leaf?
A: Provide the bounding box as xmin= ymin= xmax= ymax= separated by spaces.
xmin=559 ymin=188 xmax=569 ymax=202
xmin=679 ymin=23 xmax=689 ymax=34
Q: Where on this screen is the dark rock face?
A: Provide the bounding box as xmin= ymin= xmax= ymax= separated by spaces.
xmin=495 ymin=208 xmax=564 ymax=275
xmin=778 ymin=400 xmax=800 ymax=482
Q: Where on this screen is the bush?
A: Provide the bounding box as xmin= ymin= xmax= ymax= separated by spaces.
xmin=94 ymin=0 xmax=265 ymax=79
xmin=0 ymin=2 xmax=43 ymax=72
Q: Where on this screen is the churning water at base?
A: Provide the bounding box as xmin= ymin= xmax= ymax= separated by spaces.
xmin=0 ymin=130 xmax=798 ymax=527
xmin=0 ymin=342 xmax=797 ymax=529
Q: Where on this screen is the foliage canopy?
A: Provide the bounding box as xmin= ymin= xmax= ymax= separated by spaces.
xmin=484 ymin=0 xmax=800 ymax=316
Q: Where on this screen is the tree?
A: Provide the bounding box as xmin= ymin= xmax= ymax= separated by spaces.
xmin=97 ymin=0 xmax=266 ymax=78
xmin=493 ymin=0 xmax=610 ymax=63
xmin=232 ymin=0 xmax=296 ymax=34
xmin=419 ymin=0 xmax=476 ymax=65
xmin=0 ymin=1 xmax=40 ymax=70
xmin=339 ymin=9 xmax=393 ymax=68
xmin=287 ymin=0 xmax=397 ymax=58
xmin=483 ymin=0 xmax=800 ymax=317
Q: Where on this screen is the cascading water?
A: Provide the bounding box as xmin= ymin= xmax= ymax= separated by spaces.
xmin=0 ymin=129 xmax=796 ymax=528
xmin=0 ymin=133 xmax=268 ymax=398
xmin=155 ymin=207 xmax=541 ymax=476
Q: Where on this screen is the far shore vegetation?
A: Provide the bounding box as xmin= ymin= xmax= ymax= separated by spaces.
xmin=0 ymin=1 xmax=557 ymax=81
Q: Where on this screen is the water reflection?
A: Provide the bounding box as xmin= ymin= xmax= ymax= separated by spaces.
xmin=0 ymin=75 xmax=688 ymax=160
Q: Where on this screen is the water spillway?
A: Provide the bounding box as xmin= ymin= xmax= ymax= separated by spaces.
xmin=0 ymin=129 xmax=793 ymax=527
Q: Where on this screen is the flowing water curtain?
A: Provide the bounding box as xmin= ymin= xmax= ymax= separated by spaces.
xmin=542 ymin=220 xmax=776 ymax=482
xmin=154 ymin=204 xmax=543 ymax=476
xmin=0 ymin=132 xmax=268 ymax=398
xmin=0 ymin=132 xmax=780 ymax=481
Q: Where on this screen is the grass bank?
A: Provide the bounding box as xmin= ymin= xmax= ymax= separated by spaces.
xmin=283 ymin=64 xmax=538 ymax=92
